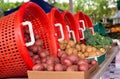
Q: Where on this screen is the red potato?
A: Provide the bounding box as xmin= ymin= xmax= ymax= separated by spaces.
xmin=42 ymin=63 xmax=47 ymax=70
xmin=35 ymin=34 xmax=40 ymax=40
xmin=28 ymin=51 xmax=34 ymax=57
xmin=55 ymin=64 xmax=64 ymax=71
xmin=41 ymin=57 xmax=47 ymax=63
xmin=32 ymin=64 xmax=44 ymax=71
xmin=28 ymin=45 xmax=38 ymax=53
xmin=38 ymin=46 xmax=43 ymax=53
xmin=39 ymin=51 xmax=47 ymax=58
xmin=54 ymin=57 xmax=60 ymax=64
xmin=77 ymin=59 xmax=89 ymax=66
xmin=67 ymin=65 xmax=78 ymax=71
xmin=58 ymin=51 xmax=66 ymax=57
xmin=35 ymin=59 xmax=41 ymax=64
xmin=91 ymin=60 xmax=97 ymax=65
xmin=35 ymin=39 xmax=43 ymax=46
xmin=78 ymin=64 xmax=89 ymax=71
xmin=67 ymin=55 xmax=79 ymax=64
xmin=32 ymin=55 xmax=40 ymax=60
xmin=47 ymin=64 xmax=54 ymax=71
xmin=62 ymin=58 xmax=72 ymax=67
xmin=46 ymin=58 xmax=55 ymax=65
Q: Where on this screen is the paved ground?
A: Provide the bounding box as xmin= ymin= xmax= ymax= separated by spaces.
xmin=101 ymin=63 xmax=120 ymax=79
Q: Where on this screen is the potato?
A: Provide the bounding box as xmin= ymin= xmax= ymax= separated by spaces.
xmin=99 ymin=48 xmax=106 ymax=53
xmin=72 ymin=48 xmax=78 ymax=55
xmin=86 ymin=46 xmax=92 ymax=52
xmin=66 ymin=44 xmax=71 ymax=49
xmin=75 ymin=44 xmax=81 ymax=51
xmin=32 ymin=64 xmax=44 ymax=71
xmin=88 ymin=52 xmax=97 ymax=57
xmin=92 ymin=47 xmax=97 ymax=52
xmin=68 ymin=40 xmax=75 ymax=47
xmin=81 ymin=48 xmax=86 ymax=53
xmin=47 ymin=64 xmax=54 ymax=71
xmin=59 ymin=44 xmax=66 ymax=50
xmin=55 ymin=64 xmax=64 ymax=71
xmin=79 ymin=54 xmax=85 ymax=59
xmin=80 ymin=44 xmax=86 ymax=49
xmin=67 ymin=65 xmax=78 ymax=71
xmin=96 ymin=50 xmax=102 ymax=56
xmin=65 ymin=48 xmax=74 ymax=55
xmin=84 ymin=52 xmax=89 ymax=57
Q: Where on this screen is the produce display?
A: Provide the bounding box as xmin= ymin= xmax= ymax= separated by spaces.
xmin=24 ymin=27 xmax=97 ymax=71
xmin=84 ymin=28 xmax=112 ymax=50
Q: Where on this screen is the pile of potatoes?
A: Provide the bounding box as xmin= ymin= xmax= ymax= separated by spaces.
xmin=59 ymin=40 xmax=106 ymax=59
xmin=24 ymin=28 xmax=97 ymax=71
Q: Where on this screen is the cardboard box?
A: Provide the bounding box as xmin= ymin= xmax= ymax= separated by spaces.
xmin=27 ymin=63 xmax=99 ymax=79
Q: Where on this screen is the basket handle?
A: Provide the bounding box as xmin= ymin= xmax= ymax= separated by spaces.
xmin=79 ymin=20 xmax=85 ymax=31
xmin=55 ymin=23 xmax=64 ymax=41
xmin=22 ymin=21 xmax=35 ymax=47
xmin=66 ymin=25 xmax=76 ymax=43
xmin=78 ymin=28 xmax=85 ymax=40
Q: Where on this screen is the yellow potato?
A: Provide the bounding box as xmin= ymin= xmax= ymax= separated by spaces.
xmin=68 ymin=40 xmax=75 ymax=47
xmin=65 ymin=48 xmax=74 ymax=55
xmin=88 ymin=52 xmax=97 ymax=57
xmin=72 ymin=49 xmax=78 ymax=55
xmin=92 ymin=47 xmax=97 ymax=52
xmin=96 ymin=50 xmax=102 ymax=56
xmin=84 ymin=52 xmax=89 ymax=57
xmin=75 ymin=44 xmax=81 ymax=51
xmin=99 ymin=48 xmax=106 ymax=53
xmin=86 ymin=46 xmax=92 ymax=52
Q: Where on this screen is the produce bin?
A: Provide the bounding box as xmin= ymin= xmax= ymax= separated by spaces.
xmin=87 ymin=53 xmax=106 ymax=65
xmin=61 ymin=11 xmax=80 ymax=43
xmin=0 ymin=2 xmax=58 ymax=78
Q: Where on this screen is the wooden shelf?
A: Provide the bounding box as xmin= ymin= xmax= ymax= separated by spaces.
xmin=91 ymin=46 xmax=119 ymax=79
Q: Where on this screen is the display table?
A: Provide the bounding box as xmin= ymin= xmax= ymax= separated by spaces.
xmin=91 ymin=46 xmax=119 ymax=79
xmin=6 ymin=46 xmax=119 ymax=79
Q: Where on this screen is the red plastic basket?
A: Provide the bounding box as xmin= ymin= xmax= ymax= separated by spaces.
xmin=83 ymin=14 xmax=94 ymax=34
xmin=47 ymin=8 xmax=69 ymax=42
xmin=0 ymin=2 xmax=58 ymax=78
xmin=61 ymin=11 xmax=80 ymax=43
xmin=74 ymin=11 xmax=87 ymax=41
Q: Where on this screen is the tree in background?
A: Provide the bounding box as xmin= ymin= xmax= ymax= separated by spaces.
xmin=0 ymin=0 xmax=23 ymax=17
xmin=74 ymin=0 xmax=117 ymax=23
